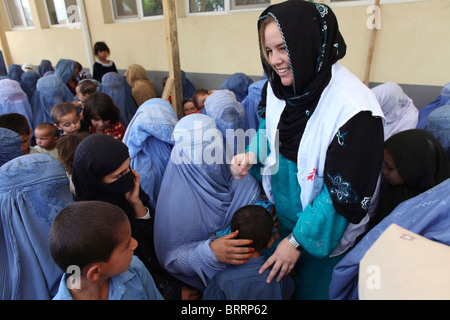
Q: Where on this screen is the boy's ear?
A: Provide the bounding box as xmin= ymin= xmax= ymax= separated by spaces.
xmin=85 ymin=264 xmax=102 ymax=282
xmin=267 ymin=236 xmax=274 ymax=250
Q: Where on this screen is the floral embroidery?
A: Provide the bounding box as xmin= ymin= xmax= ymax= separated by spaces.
xmin=336 ymin=130 xmax=348 ymax=146
xmin=315 ymin=4 xmax=329 ymax=18
xmin=327 ymin=173 xmax=359 ymax=204
xmin=361 ymin=197 xmax=372 ymax=211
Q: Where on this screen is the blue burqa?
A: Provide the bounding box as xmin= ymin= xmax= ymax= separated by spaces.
xmin=123 ymin=98 xmax=178 ymax=211
xmin=329 ymin=177 xmax=450 ymax=300
xmin=220 ymin=72 xmax=254 ymax=102
xmin=154 ymin=113 xmax=261 ymax=291
xmin=54 ymin=59 xmax=76 ymax=85
xmin=21 ymin=71 xmax=41 ymax=103
xmin=0 ymin=78 xmax=34 ymax=130
xmin=100 ymin=72 xmax=138 ymax=128
xmin=240 ymin=79 xmax=266 ymax=132
xmin=0 ymin=154 xmax=74 ymax=299
xmin=0 ymin=128 xmax=22 ymax=167
xmin=31 ymin=74 xmax=74 ymax=129
xmin=417 ymin=83 xmax=450 ymax=129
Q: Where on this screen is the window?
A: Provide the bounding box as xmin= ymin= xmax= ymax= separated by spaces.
xmin=4 ymin=0 xmax=33 ymax=29
xmin=111 ymin=0 xmax=163 ymax=21
xmin=188 ymin=0 xmax=269 ymax=13
xmin=45 ymin=0 xmax=80 ymax=26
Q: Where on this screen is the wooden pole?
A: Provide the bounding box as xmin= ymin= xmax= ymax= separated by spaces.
xmin=364 ymin=0 xmax=380 ymax=87
xmin=162 ymin=0 xmax=183 ymax=119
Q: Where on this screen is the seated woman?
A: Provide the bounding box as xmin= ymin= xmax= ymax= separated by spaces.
xmin=100 ymin=72 xmax=138 ymax=128
xmin=154 ymin=113 xmax=262 ymax=291
xmin=123 ymin=98 xmax=178 ymax=211
xmin=371 ymin=82 xmax=418 ymax=140
xmin=369 ymin=129 xmax=450 ymax=229
xmin=124 ymin=64 xmax=157 ymax=107
xmin=0 ymin=154 xmax=74 ymax=299
xmin=329 ymin=176 xmax=450 ymax=300
xmin=71 ymin=133 xmax=198 ymax=300
xmin=0 ymin=78 xmax=34 ymax=131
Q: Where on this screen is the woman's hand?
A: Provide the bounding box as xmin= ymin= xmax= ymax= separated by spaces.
xmin=210 ymin=230 xmax=255 ymax=265
xmin=259 ymin=237 xmax=301 ymax=283
xmin=230 ymin=152 xmax=257 ymax=180
xmin=125 ymin=169 xmax=148 ymax=218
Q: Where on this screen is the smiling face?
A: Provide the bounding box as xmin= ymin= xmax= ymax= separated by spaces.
xmin=263 ymin=20 xmax=293 ymax=87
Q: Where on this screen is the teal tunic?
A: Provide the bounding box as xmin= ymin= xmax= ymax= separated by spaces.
xmin=248 ymin=119 xmax=349 ymax=300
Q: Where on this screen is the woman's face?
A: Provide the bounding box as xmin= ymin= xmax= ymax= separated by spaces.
xmin=382 ymin=148 xmax=405 ymax=186
xmin=101 ymin=158 xmax=131 ymax=184
xmin=263 ymin=20 xmax=293 ymax=87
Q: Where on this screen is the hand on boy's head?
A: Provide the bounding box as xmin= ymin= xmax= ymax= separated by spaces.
xmin=210 ymin=230 xmax=255 ymax=265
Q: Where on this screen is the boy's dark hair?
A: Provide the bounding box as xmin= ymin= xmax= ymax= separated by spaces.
xmin=94 ymin=41 xmax=110 ymax=55
xmin=77 ymin=80 xmax=97 ymax=96
xmin=49 ymin=201 xmax=128 ymax=272
xmin=51 ymin=102 xmax=78 ymax=124
xmin=36 ymin=122 xmax=59 ymax=138
xmin=83 ymin=92 xmax=120 ymax=124
xmin=0 ymin=113 xmax=30 ymax=136
xmin=231 ymin=205 xmax=273 ymax=252
xmin=193 ymin=88 xmax=210 ymax=108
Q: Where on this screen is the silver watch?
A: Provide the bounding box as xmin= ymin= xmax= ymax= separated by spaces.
xmin=288 ymin=233 xmax=304 ymax=252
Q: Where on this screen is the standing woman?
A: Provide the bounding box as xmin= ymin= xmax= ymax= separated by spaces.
xmin=231 ymin=0 xmax=385 ymax=299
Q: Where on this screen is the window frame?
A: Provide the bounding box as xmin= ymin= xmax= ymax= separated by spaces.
xmin=110 ymin=0 xmax=164 ymax=23
xmin=3 ymin=0 xmax=34 ymax=30
xmin=326 ymin=0 xmax=432 ymax=7
xmin=186 ymin=0 xmax=270 ymax=17
xmin=44 ymin=0 xmax=82 ymax=28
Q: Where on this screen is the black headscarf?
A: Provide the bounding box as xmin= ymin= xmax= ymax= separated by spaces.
xmin=372 ymin=129 xmax=450 ymax=228
xmin=257 ymin=0 xmax=346 ymax=162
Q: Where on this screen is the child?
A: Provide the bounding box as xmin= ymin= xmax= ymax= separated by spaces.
xmin=182 ymin=98 xmax=198 ymax=116
xmin=0 ymin=113 xmax=33 ymax=155
xmin=75 ymin=79 xmax=98 ymax=109
xmin=57 ymin=131 xmax=90 ymax=195
xmin=49 ymin=201 xmax=164 ymax=300
xmin=193 ymin=88 xmax=213 ymax=112
xmin=203 ymin=205 xmax=294 ymax=300
xmin=33 ymin=122 xmax=59 ymax=159
xmin=93 ymin=41 xmax=118 ymax=82
xmin=51 ymin=102 xmax=82 ymax=135
xmin=83 ymin=92 xmax=125 ymax=141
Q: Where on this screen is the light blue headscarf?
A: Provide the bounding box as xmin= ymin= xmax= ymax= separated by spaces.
xmin=427 ymin=105 xmax=450 ymax=159
xmin=329 ymin=177 xmax=450 ymax=300
xmin=220 ymin=72 xmax=254 ymax=102
xmin=154 ymin=113 xmax=261 ymax=290
xmin=54 ymin=59 xmax=76 ymax=85
xmin=0 ymin=128 xmax=22 ymax=167
xmin=417 ymin=83 xmax=450 ymax=129
xmin=0 ymin=78 xmax=34 ymax=130
xmin=240 ymin=79 xmax=266 ymax=131
xmin=123 ymin=98 xmax=178 ymax=211
xmin=31 ymin=74 xmax=74 ymax=129
xmin=100 ymin=72 xmax=138 ymax=128
xmin=21 ymin=71 xmax=41 ymax=103
xmin=204 ymin=89 xmax=249 ymax=160
xmin=0 ymin=154 xmax=74 ymax=299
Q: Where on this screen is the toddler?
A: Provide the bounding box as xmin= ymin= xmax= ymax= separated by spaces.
xmin=33 ymin=122 xmax=59 ymax=159
xmin=93 ymin=41 xmax=118 ymax=82
xmin=51 ymin=102 xmax=82 ymax=135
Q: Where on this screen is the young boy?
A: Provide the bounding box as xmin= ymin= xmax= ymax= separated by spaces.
xmin=0 ymin=113 xmax=33 ymax=155
xmin=203 ymin=205 xmax=294 ymax=300
xmin=49 ymin=201 xmax=164 ymax=300
xmin=33 ymin=122 xmax=59 ymax=159
xmin=51 ymin=102 xmax=82 ymax=135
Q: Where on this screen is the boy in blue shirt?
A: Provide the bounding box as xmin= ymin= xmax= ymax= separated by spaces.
xmin=49 ymin=201 xmax=163 ymax=300
xmin=203 ymin=205 xmax=294 ymax=300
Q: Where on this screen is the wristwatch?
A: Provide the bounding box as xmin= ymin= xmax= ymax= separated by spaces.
xmin=288 ymin=233 xmax=304 ymax=252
